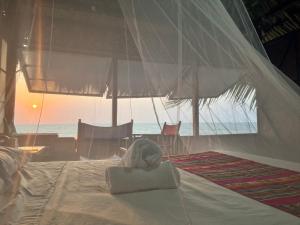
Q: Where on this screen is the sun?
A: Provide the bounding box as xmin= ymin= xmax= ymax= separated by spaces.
xmin=32 ymin=104 xmax=38 ymax=109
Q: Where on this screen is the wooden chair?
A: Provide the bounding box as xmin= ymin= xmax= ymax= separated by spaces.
xmin=158 ymin=121 xmax=181 ymax=156
xmin=77 ymin=119 xmax=133 ymax=159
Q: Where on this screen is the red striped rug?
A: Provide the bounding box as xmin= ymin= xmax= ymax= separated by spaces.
xmin=171 ymin=151 xmax=300 ymax=217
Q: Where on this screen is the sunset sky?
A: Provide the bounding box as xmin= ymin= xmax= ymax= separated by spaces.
xmin=14 ymin=73 xmax=184 ymax=125
xmin=15 ymin=71 xmax=256 ymax=126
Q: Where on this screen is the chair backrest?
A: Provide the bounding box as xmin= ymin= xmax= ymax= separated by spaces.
xmin=161 ymin=121 xmax=181 ymax=136
xmin=77 ymin=119 xmax=133 ymax=140
xmin=77 ymin=119 xmax=133 ymax=159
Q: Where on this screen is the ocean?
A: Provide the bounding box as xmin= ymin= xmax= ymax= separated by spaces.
xmin=16 ymin=122 xmax=257 ymax=137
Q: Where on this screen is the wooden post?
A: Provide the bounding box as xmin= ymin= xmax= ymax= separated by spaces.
xmin=112 ymin=58 xmax=118 ymax=127
xmin=4 ymin=0 xmax=19 ymax=135
xmin=192 ymin=67 xmax=199 ymax=136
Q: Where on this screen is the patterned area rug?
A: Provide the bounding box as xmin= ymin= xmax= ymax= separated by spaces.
xmin=171 ymin=151 xmax=300 ymax=217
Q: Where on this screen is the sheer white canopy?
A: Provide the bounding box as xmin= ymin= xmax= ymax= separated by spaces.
xmin=1 ymin=1 xmax=300 ymax=225
xmin=0 ymin=0 xmax=299 ymax=163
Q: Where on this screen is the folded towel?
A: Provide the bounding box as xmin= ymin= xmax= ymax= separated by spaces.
xmin=120 ymin=138 xmax=162 ymax=170
xmin=106 ymin=161 xmax=180 ymax=194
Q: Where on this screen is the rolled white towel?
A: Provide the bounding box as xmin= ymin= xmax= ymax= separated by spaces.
xmin=105 ymin=161 xmax=180 ymax=194
xmin=120 ymin=138 xmax=162 ymax=170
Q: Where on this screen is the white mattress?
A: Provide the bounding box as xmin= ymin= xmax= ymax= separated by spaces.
xmin=5 ymin=155 xmax=300 ymax=225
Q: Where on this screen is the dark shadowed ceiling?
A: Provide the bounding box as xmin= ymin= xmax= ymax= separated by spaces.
xmin=243 ymin=0 xmax=300 ymax=85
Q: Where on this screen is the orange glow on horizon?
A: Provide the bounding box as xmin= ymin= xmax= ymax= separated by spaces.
xmin=14 ymin=74 xmax=115 ymax=125
xmin=14 ymin=73 xmax=160 ymax=125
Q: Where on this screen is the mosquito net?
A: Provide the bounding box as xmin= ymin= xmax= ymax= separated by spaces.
xmin=1 ymin=0 xmax=300 ymax=224
xmin=2 ymin=0 xmax=297 ymax=161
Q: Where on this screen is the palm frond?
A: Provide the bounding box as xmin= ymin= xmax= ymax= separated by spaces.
xmin=166 ymin=80 xmax=256 ymax=110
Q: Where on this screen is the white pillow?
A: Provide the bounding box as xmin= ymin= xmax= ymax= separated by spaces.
xmin=0 ymin=177 xmax=4 ymax=194
xmin=0 ymin=151 xmax=18 ymax=182
xmin=0 ymin=147 xmax=28 ymax=169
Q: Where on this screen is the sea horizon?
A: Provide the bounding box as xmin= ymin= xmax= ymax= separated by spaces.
xmin=16 ymin=122 xmax=257 ymax=137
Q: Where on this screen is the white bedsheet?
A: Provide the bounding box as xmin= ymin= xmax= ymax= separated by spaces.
xmin=7 ymin=158 xmax=300 ymax=225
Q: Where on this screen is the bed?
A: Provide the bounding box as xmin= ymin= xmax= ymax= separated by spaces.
xmin=3 ymin=151 xmax=300 ymax=225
